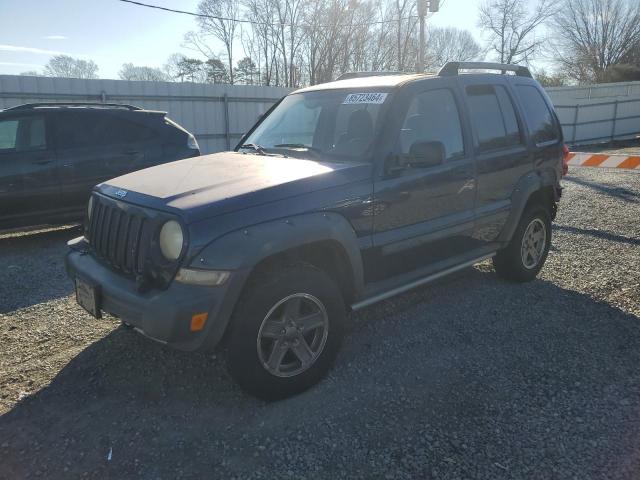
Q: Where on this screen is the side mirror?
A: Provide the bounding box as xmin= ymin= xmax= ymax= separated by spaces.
xmin=409 ymin=141 xmax=445 ymax=167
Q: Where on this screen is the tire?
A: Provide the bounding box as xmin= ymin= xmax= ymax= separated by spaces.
xmin=227 ymin=264 xmax=345 ymax=401
xmin=493 ymin=205 xmax=552 ymax=283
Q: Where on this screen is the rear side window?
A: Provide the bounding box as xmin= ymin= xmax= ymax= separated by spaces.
xmin=466 ymin=84 xmax=522 ymax=151
xmin=0 ymin=116 xmax=46 ymax=152
xmin=516 ymin=85 xmax=559 ymax=144
xmin=56 ymin=111 xmax=154 ymax=148
xmin=399 ymin=88 xmax=465 ymax=160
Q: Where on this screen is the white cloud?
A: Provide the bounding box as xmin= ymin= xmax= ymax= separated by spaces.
xmin=43 ymin=35 xmax=68 ymax=40
xmin=0 ymin=44 xmax=90 ymax=60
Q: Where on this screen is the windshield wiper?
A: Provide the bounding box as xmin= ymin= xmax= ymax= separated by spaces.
xmin=239 ymin=143 xmax=267 ymax=155
xmin=273 ymin=143 xmax=322 ymax=153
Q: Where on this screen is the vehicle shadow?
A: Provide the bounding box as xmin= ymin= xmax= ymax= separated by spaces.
xmin=564 ymin=175 xmax=640 ymax=203
xmin=554 ymin=224 xmax=640 ymax=247
xmin=1 ymin=267 xmax=639 ymax=478
xmin=0 ymin=225 xmax=80 ymax=314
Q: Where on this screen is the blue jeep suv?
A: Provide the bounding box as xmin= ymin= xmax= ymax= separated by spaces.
xmin=66 ymin=62 xmax=565 ymax=400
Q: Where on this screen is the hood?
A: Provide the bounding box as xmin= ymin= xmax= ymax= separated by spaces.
xmin=97 ymin=151 xmax=371 ymax=223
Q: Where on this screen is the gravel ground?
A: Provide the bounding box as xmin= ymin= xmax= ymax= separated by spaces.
xmin=1 ymin=167 xmax=639 ymax=479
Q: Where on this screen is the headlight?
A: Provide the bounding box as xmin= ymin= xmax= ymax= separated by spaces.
xmin=159 ymin=220 xmax=184 ymax=261
xmin=87 ymin=196 xmax=94 ymax=220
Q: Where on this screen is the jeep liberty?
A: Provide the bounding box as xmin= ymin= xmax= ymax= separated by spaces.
xmin=66 ymin=62 xmax=566 ymax=400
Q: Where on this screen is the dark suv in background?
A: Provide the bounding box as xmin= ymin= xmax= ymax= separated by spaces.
xmin=0 ymin=103 xmax=200 ymax=230
xmin=67 ymin=62 xmax=566 ymax=400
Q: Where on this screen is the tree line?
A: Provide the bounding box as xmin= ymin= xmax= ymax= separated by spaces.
xmin=20 ymin=0 xmax=640 ymax=87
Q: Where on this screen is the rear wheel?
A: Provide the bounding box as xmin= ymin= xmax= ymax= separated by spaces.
xmin=493 ymin=206 xmax=551 ymax=282
xmin=227 ymin=264 xmax=345 ymax=401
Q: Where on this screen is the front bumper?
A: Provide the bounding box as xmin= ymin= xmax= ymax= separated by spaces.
xmin=65 ymin=238 xmax=247 ymax=351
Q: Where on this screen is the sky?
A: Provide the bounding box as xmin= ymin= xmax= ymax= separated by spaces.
xmin=0 ymin=0 xmax=542 ymax=80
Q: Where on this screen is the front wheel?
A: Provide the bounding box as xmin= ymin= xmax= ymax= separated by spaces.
xmin=493 ymin=206 xmax=552 ymax=282
xmin=227 ymin=265 xmax=345 ymax=401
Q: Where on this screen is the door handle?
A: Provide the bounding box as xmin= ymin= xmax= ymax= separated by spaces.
xmin=33 ymin=159 xmax=53 ymax=165
xmin=123 ymin=149 xmax=140 ymax=155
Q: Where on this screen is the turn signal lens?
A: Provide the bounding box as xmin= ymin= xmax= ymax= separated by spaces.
xmin=190 ymin=313 xmax=208 ymax=332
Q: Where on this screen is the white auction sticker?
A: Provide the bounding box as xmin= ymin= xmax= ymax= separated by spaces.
xmin=342 ymin=92 xmax=388 ymax=105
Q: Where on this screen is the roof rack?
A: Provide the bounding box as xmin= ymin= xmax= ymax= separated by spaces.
xmin=438 ymin=62 xmax=532 ymax=78
xmin=3 ymin=102 xmax=143 ymax=112
xmin=336 ymin=71 xmax=412 ymax=81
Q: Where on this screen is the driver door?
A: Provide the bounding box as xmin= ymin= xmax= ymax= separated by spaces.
xmin=369 ymin=83 xmax=477 ymax=280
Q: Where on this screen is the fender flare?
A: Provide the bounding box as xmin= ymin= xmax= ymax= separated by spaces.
xmin=189 ymin=212 xmax=365 ymax=349
xmin=497 ymin=172 xmax=543 ymax=243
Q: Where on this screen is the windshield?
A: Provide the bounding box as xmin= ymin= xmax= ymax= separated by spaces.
xmin=240 ymin=89 xmax=390 ymax=161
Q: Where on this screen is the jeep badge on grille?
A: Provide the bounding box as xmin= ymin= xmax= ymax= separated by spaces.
xmin=115 ymin=189 xmax=128 ymax=198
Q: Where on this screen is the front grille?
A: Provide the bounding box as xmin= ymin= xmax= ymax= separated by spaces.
xmin=88 ymin=196 xmax=149 ymax=275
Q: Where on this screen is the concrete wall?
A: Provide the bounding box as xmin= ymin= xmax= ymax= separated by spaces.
xmin=0 ymin=75 xmax=292 ymax=154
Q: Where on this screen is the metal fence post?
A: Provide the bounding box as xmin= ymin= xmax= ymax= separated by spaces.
xmin=572 ymin=105 xmax=579 ymax=144
xmin=223 ymin=93 xmax=231 ymax=150
xmin=610 ymin=99 xmax=619 ymax=142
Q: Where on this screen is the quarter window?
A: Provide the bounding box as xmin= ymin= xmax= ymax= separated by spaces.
xmin=466 ymin=84 xmax=522 ymax=151
xmin=399 ymin=89 xmax=465 ymax=161
xmin=516 ymin=85 xmax=559 ymax=144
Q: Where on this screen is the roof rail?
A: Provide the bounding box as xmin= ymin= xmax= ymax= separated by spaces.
xmin=438 ymin=62 xmax=532 ymax=78
xmin=3 ymin=102 xmax=143 ymax=112
xmin=336 ymin=71 xmax=412 ymax=81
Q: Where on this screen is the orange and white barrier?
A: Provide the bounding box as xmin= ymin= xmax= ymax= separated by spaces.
xmin=567 ymin=152 xmax=640 ymax=170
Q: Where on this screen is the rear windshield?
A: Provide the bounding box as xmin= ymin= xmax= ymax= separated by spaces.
xmin=241 ymin=89 xmax=390 ymax=161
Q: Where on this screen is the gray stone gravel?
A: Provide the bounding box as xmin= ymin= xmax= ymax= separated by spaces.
xmin=0 ymin=167 xmax=639 ymax=479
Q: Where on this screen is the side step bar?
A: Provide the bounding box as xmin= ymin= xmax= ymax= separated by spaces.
xmin=350 ymin=253 xmax=495 ymax=311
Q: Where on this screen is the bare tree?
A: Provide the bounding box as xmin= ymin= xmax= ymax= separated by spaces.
xmin=43 ymin=55 xmax=99 ymax=79
xmin=549 ymin=0 xmax=640 ymax=83
xmin=478 ymin=0 xmax=555 ymax=65
xmin=119 ymin=63 xmax=168 ymax=81
xmin=424 ymin=27 xmax=483 ymax=71
xmin=190 ymin=0 xmax=241 ymax=84
xmin=533 ymin=68 xmax=569 ymax=87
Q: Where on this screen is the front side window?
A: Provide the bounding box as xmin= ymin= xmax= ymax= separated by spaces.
xmin=399 ymin=88 xmax=465 ymax=161
xmin=241 ymin=89 xmax=389 ymax=161
xmin=0 ymin=116 xmax=46 ymax=152
xmin=466 ymin=84 xmax=522 ymax=151
xmin=516 ymin=85 xmax=559 ymax=144
xmin=0 ymin=119 xmax=19 ymax=150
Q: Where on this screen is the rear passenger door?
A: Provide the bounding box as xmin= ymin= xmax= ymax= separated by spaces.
xmin=54 ymin=110 xmax=148 ymax=211
xmin=0 ymin=113 xmax=59 ymax=225
xmin=460 ymin=78 xmax=530 ymax=242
